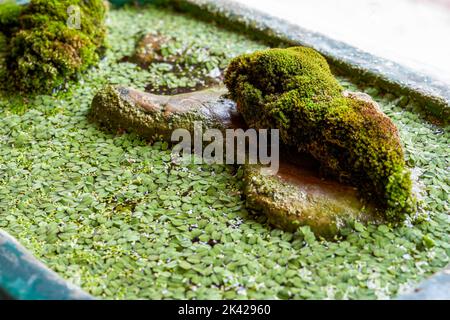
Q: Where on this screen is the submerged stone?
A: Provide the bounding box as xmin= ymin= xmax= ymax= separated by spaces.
xmin=125 ymin=32 xmax=226 ymax=94
xmin=243 ymin=154 xmax=383 ymax=239
xmin=131 ymin=33 xmax=174 ymax=68
xmin=225 ymin=46 xmax=417 ymax=222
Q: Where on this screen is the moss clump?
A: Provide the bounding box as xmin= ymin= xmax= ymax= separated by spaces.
xmin=0 ymin=0 xmax=22 ymax=36
xmin=0 ymin=32 xmax=7 ymax=81
xmin=5 ymin=0 xmax=107 ymax=93
xmin=0 ymin=32 xmax=7 ymax=57
xmin=225 ymin=47 xmax=416 ymax=221
xmin=0 ymin=1 xmax=21 ymax=86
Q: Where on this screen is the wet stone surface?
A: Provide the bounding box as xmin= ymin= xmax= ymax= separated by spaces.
xmin=90 ymin=85 xmax=243 ymax=139
xmin=243 ymin=156 xmax=383 ymax=240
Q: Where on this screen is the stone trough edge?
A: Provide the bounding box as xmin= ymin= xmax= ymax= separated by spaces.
xmin=169 ymin=0 xmax=450 ymax=124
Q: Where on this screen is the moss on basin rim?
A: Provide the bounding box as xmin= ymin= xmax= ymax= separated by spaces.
xmin=0 ymin=5 xmax=448 ymax=300
xmin=225 ymin=47 xmax=416 ymax=222
xmin=1 ymin=0 xmax=107 ymax=94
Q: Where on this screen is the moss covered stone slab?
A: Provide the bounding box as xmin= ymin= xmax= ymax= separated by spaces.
xmin=90 ymin=84 xmax=242 ymax=141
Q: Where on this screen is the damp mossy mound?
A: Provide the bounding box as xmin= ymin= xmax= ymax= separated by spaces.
xmin=0 ymin=31 xmax=7 ymax=60
xmin=0 ymin=0 xmax=22 ymax=35
xmin=225 ymin=47 xmax=416 ymax=222
xmin=3 ymin=0 xmax=107 ymax=93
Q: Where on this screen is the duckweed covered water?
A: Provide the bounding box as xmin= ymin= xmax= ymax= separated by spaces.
xmin=0 ymin=6 xmax=448 ymax=299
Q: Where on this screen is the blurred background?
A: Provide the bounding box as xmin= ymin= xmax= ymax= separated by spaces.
xmin=233 ymin=0 xmax=450 ymax=86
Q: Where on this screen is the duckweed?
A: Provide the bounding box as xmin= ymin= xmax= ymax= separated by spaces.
xmin=0 ymin=5 xmax=448 ymax=300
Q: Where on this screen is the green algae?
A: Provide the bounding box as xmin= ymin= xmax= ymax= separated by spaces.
xmin=0 ymin=5 xmax=448 ymax=300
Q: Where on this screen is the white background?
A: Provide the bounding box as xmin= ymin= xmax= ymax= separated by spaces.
xmin=233 ymin=0 xmax=450 ymax=86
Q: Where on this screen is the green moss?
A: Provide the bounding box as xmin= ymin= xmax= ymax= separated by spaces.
xmin=0 ymin=0 xmax=22 ymax=35
xmin=5 ymin=0 xmax=107 ymax=93
xmin=225 ymin=47 xmax=416 ymax=221
xmin=0 ymin=32 xmax=7 ymax=56
xmin=0 ymin=32 xmax=7 ymax=82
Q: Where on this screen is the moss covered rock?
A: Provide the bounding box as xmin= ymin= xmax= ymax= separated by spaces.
xmin=225 ymin=47 xmax=416 ymax=222
xmin=5 ymin=0 xmax=107 ymax=93
xmin=0 ymin=31 xmax=7 ymax=58
xmin=0 ymin=0 xmax=22 ymax=36
xmin=0 ymin=32 xmax=7 ymax=81
xmin=89 ymin=85 xmax=241 ymax=141
xmin=90 ymin=84 xmax=384 ymax=237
